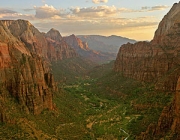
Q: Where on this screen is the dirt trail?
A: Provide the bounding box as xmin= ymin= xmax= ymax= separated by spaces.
xmin=86 ymin=105 xmax=121 ymax=129
xmin=18 ymin=118 xmax=56 ymax=140
xmin=55 ymin=122 xmax=74 ymax=135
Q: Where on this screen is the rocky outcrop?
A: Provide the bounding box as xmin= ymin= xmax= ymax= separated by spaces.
xmin=64 ymin=34 xmax=116 ymax=63
xmin=45 ymin=29 xmax=78 ymax=61
xmin=0 ymin=20 xmax=57 ymax=116
xmin=2 ymin=20 xmax=49 ymax=58
xmin=63 ymin=34 xmax=90 ymax=51
xmin=46 ymin=28 xmax=63 ymax=42
xmin=152 ymin=2 xmax=180 ymax=46
xmin=114 ymin=41 xmax=164 ymax=83
xmin=1 ymin=20 xmax=78 ymax=62
xmin=114 ymin=2 xmax=180 ymax=90
xmin=114 ymin=2 xmax=180 ymax=139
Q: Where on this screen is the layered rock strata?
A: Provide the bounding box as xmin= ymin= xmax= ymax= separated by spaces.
xmin=0 ymin=20 xmax=58 ymax=116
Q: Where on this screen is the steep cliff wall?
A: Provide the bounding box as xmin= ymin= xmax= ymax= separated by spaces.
xmin=114 ymin=2 xmax=180 ymax=139
xmin=0 ymin=20 xmax=57 ymax=117
xmin=152 ymin=2 xmax=180 ymax=46
xmin=114 ymin=42 xmax=165 ymax=82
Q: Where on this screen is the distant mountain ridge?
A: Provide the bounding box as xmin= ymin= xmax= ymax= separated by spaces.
xmin=77 ymin=35 xmax=136 ymax=54
xmin=64 ymin=34 xmax=117 ymax=64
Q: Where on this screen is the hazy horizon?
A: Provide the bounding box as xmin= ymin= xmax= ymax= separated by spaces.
xmin=0 ymin=0 xmax=179 ymax=41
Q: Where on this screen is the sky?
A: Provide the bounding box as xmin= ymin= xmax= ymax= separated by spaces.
xmin=0 ymin=0 xmax=179 ymax=41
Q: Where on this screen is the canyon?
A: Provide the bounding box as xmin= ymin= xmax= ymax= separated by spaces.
xmin=0 ymin=19 xmax=120 ymax=122
xmin=0 ymin=1 xmax=180 ymax=139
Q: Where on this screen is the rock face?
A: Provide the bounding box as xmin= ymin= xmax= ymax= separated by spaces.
xmin=152 ymin=2 xmax=180 ymax=46
xmin=46 ymin=28 xmax=63 ymax=42
xmin=3 ymin=20 xmax=49 ymax=58
xmin=64 ymin=34 xmax=90 ymax=51
xmin=2 ymin=20 xmax=77 ymax=62
xmin=114 ymin=2 xmax=180 ymax=139
xmin=45 ymin=29 xmax=78 ymax=61
xmin=0 ymin=20 xmax=58 ymax=116
xmin=64 ymin=34 xmax=116 ymax=63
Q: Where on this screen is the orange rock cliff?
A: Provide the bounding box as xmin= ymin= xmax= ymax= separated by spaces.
xmin=114 ymin=2 xmax=180 ymax=139
xmin=0 ymin=20 xmax=77 ymax=117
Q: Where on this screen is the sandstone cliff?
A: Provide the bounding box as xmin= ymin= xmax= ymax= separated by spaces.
xmin=114 ymin=2 xmax=180 ymax=139
xmin=2 ymin=20 xmax=78 ymax=62
xmin=45 ymin=29 xmax=78 ymax=61
xmin=64 ymin=34 xmax=90 ymax=51
xmin=0 ymin=20 xmax=57 ymax=117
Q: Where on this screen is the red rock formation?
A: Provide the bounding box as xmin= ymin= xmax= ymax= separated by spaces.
xmin=152 ymin=2 xmax=180 ymax=46
xmin=2 ymin=20 xmax=49 ymax=58
xmin=1 ymin=20 xmax=78 ymax=62
xmin=46 ymin=28 xmax=63 ymax=42
xmin=0 ymin=20 xmax=57 ymax=116
xmin=114 ymin=2 xmax=180 ymax=139
xmin=45 ymin=29 xmax=78 ymax=61
xmin=63 ymin=34 xmax=90 ymax=51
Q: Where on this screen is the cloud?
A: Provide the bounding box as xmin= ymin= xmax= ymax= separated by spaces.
xmin=0 ymin=4 xmax=169 ymax=22
xmin=118 ymin=5 xmax=169 ymax=13
xmin=34 ymin=15 xmax=158 ymax=35
xmin=70 ymin=5 xmax=117 ymax=18
xmin=0 ymin=8 xmax=34 ymax=20
xmin=23 ymin=8 xmax=34 ymax=12
xmin=141 ymin=6 xmax=149 ymax=10
xmin=151 ymin=5 xmax=169 ymax=11
xmin=141 ymin=5 xmax=169 ymax=12
xmin=0 ymin=8 xmax=17 ymax=14
xmin=34 ymin=4 xmax=64 ymax=19
xmin=92 ymin=0 xmax=108 ymax=4
xmin=0 ymin=4 xmax=169 ymax=40
xmin=0 ymin=13 xmax=34 ymax=20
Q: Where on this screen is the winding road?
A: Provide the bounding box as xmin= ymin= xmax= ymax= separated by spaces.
xmin=120 ymin=128 xmax=129 ymax=140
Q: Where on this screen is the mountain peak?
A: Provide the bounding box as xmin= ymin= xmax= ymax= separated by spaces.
xmin=50 ymin=28 xmax=57 ymax=31
xmin=46 ymin=28 xmax=62 ymax=42
xmin=153 ymin=1 xmax=180 ymax=44
xmin=64 ymin=34 xmax=90 ymax=51
xmin=70 ymin=34 xmax=76 ymax=38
